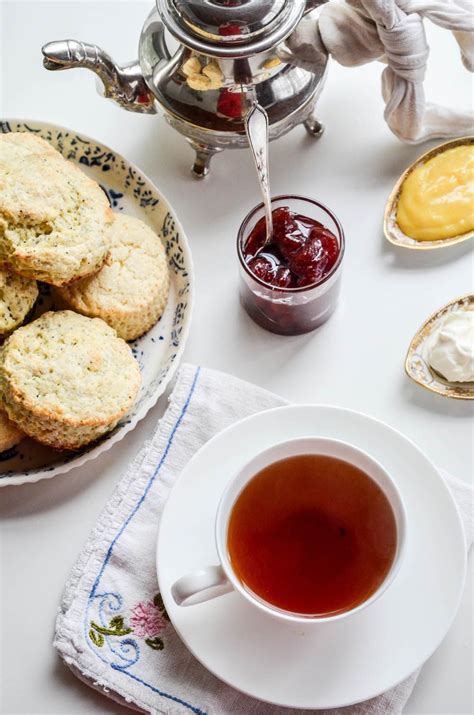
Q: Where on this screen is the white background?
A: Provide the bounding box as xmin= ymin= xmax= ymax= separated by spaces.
xmin=0 ymin=1 xmax=473 ymax=713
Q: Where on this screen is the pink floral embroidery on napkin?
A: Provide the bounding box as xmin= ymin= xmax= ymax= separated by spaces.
xmin=88 ymin=593 xmax=170 ymax=652
xmin=130 ymin=600 xmax=168 ymax=639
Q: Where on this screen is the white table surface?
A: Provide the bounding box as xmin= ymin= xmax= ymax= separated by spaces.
xmin=0 ymin=2 xmax=473 ymax=713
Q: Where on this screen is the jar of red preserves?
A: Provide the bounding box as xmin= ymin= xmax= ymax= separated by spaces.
xmin=237 ymin=195 xmax=345 ymax=335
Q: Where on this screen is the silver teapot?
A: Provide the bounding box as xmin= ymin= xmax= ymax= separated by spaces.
xmin=42 ymin=0 xmax=327 ymax=178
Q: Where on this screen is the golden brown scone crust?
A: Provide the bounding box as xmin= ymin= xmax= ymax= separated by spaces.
xmin=0 ymin=132 xmax=58 ymax=162
xmin=0 ymin=408 xmax=24 ymax=452
xmin=56 ymin=213 xmax=170 ymax=340
xmin=0 ymin=267 xmax=38 ymax=336
xmin=0 ymin=140 xmax=111 ymax=286
xmin=0 ymin=311 xmax=141 ymax=450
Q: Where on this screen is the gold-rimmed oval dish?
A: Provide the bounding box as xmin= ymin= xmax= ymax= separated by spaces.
xmin=405 ymin=294 xmax=474 ymax=399
xmin=384 ymin=137 xmax=474 ymax=250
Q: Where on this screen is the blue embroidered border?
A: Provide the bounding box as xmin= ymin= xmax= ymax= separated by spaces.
xmin=84 ymin=367 xmax=205 ymax=714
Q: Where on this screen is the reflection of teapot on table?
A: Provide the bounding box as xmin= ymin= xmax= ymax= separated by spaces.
xmin=42 ymin=0 xmax=327 ymax=178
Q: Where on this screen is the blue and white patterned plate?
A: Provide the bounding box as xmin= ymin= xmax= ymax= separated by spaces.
xmin=0 ymin=119 xmax=194 ymax=486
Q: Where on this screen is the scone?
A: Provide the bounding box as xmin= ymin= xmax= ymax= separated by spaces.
xmin=0 ymin=267 xmax=38 ymax=337
xmin=56 ymin=213 xmax=170 ymax=341
xmin=0 ymin=149 xmax=111 ymax=286
xmin=0 ymin=408 xmax=24 ymax=452
xmin=0 ymin=132 xmax=58 ymax=162
xmin=0 ymin=311 xmax=141 ymax=450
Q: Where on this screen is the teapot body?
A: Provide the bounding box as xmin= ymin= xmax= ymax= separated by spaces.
xmin=141 ymin=9 xmax=328 ymax=175
xmin=42 ymin=3 xmax=328 ymax=177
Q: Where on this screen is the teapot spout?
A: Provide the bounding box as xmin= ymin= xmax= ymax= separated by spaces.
xmin=41 ymin=40 xmax=157 ymax=114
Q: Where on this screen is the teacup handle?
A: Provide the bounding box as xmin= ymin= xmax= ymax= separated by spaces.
xmin=171 ymin=565 xmax=234 ymax=606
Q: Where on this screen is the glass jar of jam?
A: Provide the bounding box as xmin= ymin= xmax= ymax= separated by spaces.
xmin=237 ymin=195 xmax=345 ymax=335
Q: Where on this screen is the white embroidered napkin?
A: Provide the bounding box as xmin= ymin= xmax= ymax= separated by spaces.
xmin=55 ymin=363 xmax=473 ymax=715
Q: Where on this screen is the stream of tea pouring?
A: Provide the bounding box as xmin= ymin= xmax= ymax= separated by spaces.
xmin=244 ymin=102 xmax=273 ymax=250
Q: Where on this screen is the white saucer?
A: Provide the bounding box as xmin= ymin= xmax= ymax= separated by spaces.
xmin=156 ymin=405 xmax=466 ymax=709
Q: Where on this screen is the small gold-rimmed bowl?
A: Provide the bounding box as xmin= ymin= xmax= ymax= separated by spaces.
xmin=405 ymin=294 xmax=474 ymax=400
xmin=384 ymin=137 xmax=474 ymax=250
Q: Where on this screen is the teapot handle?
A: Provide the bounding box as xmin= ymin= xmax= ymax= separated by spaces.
xmin=139 ymin=11 xmax=187 ymax=96
xmin=139 ymin=10 xmax=172 ymax=79
xmin=150 ymin=21 xmax=171 ymax=62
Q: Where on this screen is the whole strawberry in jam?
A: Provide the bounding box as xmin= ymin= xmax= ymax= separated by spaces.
xmin=244 ymin=207 xmax=340 ymax=288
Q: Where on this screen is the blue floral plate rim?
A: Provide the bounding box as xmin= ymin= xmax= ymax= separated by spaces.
xmin=0 ymin=118 xmax=194 ymax=486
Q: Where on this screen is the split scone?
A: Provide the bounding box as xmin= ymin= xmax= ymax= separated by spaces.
xmin=0 ymin=311 xmax=141 ymax=450
xmin=0 ymin=267 xmax=38 ymax=337
xmin=0 ymin=143 xmax=112 ymax=286
xmin=0 ymin=408 xmax=24 ymax=452
xmin=55 ymin=213 xmax=170 ymax=341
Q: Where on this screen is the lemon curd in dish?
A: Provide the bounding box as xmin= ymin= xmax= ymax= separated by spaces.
xmin=227 ymin=454 xmax=397 ymax=617
xmin=396 ymin=145 xmax=474 ymax=241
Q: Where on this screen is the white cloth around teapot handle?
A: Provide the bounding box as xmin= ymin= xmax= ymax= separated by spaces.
xmin=278 ymin=0 xmax=474 ymax=143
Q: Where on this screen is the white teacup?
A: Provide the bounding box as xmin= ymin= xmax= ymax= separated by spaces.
xmin=171 ymin=437 xmax=407 ymax=624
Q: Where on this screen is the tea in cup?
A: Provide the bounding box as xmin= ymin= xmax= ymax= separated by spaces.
xmin=171 ymin=438 xmax=406 ymax=623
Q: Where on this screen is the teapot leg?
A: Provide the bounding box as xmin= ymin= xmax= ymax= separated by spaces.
xmin=303 ymin=114 xmax=324 ymax=139
xmin=188 ymin=140 xmax=223 ymax=179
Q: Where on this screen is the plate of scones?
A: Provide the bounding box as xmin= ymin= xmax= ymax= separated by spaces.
xmin=0 ymin=120 xmax=193 ymax=486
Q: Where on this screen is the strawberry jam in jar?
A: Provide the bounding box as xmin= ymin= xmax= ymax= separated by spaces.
xmin=237 ymin=196 xmax=345 ymax=335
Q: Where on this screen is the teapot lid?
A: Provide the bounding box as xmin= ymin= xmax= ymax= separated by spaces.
xmin=157 ymin=0 xmax=306 ymax=58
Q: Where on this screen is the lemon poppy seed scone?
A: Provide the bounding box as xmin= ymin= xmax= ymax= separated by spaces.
xmin=0 ymin=311 xmax=141 ymax=450
xmin=0 ymin=150 xmax=112 ymax=286
xmin=0 ymin=408 xmax=24 ymax=452
xmin=0 ymin=132 xmax=58 ymax=162
xmin=55 ymin=213 xmax=170 ymax=341
xmin=0 ymin=267 xmax=38 ymax=337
